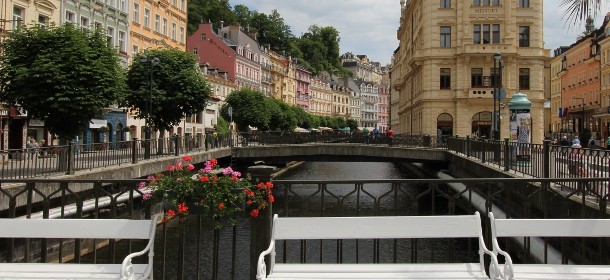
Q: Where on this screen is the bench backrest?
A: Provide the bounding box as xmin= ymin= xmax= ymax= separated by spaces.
xmin=273 ymin=213 xmax=483 ymax=240
xmin=491 ymin=214 xmax=610 ymax=238
xmin=0 ymin=218 xmax=157 ymax=240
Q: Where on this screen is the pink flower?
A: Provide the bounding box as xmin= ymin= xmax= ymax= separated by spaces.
xmin=203 ymin=166 xmax=213 ymax=173
xmin=232 ymin=171 xmax=241 ymax=177
xmin=138 ymin=182 xmax=147 ymax=189
xmin=222 ymin=167 xmax=233 ymax=175
xmin=143 ymin=193 xmax=152 ymax=200
xmin=187 ymin=164 xmax=195 ymax=171
xmin=167 ymin=165 xmax=175 ymax=171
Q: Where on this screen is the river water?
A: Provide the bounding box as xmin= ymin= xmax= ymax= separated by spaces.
xmin=156 ymin=162 xmax=471 ymax=280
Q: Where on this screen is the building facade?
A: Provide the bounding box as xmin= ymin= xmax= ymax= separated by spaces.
xmin=394 ymin=0 xmax=549 ymax=143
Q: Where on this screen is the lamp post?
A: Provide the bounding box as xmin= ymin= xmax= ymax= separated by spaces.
xmin=573 ymin=97 xmax=585 ymax=134
xmin=493 ymin=52 xmax=502 ymax=141
xmin=140 ymin=54 xmax=160 ymax=159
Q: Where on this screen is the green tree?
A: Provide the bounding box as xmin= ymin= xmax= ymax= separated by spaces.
xmin=220 ymin=88 xmax=270 ymax=131
xmin=214 ymin=116 xmax=230 ymax=135
xmin=125 ymin=48 xmax=211 ymax=134
xmin=0 ymin=24 xmax=126 ymax=141
xmin=187 ymin=0 xmax=237 ymax=35
xmin=346 ymin=119 xmax=358 ymax=131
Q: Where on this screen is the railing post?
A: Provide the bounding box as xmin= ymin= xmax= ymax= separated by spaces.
xmin=542 ymin=139 xmax=551 ymax=218
xmin=466 ymin=136 xmax=471 ymax=158
xmin=66 ymin=142 xmax=74 ymax=175
xmin=504 ymin=138 xmax=510 ymax=171
xmin=248 ymin=165 xmax=276 ymax=280
xmin=481 ymin=139 xmax=486 ymax=163
xmin=174 ymin=135 xmax=179 ymax=156
xmin=131 ymin=138 xmax=138 ymax=164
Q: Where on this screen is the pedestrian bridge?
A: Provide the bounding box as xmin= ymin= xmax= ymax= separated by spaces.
xmin=232 ymin=144 xmax=447 ymax=163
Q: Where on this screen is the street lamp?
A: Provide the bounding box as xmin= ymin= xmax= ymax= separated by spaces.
xmin=140 ymin=54 xmax=160 ymax=159
xmin=573 ymin=97 xmax=585 ymax=134
xmin=493 ymin=52 xmax=502 ymax=141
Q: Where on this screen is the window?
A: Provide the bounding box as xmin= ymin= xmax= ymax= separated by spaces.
xmin=95 ymin=21 xmax=103 ymax=30
xmin=133 ymin=3 xmax=139 ymax=24
xmin=154 ymin=14 xmax=160 ymax=32
xmin=519 ymin=26 xmax=530 ymax=47
xmin=120 ymin=0 xmax=126 ymax=12
xmin=473 ymin=24 xmax=499 ymax=44
xmin=118 ymin=31 xmax=126 ymax=52
xmin=172 ymin=22 xmax=176 ymax=40
xmin=440 ymin=68 xmax=451 ymax=89
xmin=80 ymin=16 xmax=90 ymax=30
xmin=473 ymin=0 xmax=499 ymax=5
xmin=133 ymin=45 xmax=139 ymax=55
xmin=193 ymin=48 xmax=198 ymax=55
xmin=519 ymin=0 xmax=529 ymax=8
xmin=180 ymin=26 xmax=185 ymax=43
xmin=144 ymin=9 xmax=150 ymax=28
xmin=440 ymin=26 xmax=451 ymax=47
xmin=440 ymin=0 xmax=451 ymax=8
xmin=519 ymin=68 xmax=530 ymax=90
xmin=12 ymin=6 xmax=24 ymax=30
xmin=107 ymin=26 xmax=114 ymax=47
xmin=180 ymin=0 xmax=185 ymax=10
xmin=163 ymin=18 xmax=167 ymax=36
xmin=38 ymin=15 xmax=49 ymax=28
xmin=64 ymin=10 xmax=75 ymax=24
xmin=201 ymin=33 xmax=206 ymax=40
xmin=471 ymin=68 xmax=483 ymax=87
xmin=107 ymin=0 xmax=115 ymax=8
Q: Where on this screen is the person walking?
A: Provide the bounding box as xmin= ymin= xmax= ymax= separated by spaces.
xmin=386 ymin=127 xmax=394 ymax=147
xmin=606 ymin=136 xmax=610 ymax=150
xmin=372 ymin=127 xmax=379 ymax=144
xmin=560 ymin=136 xmax=570 ymax=146
xmin=363 ymin=127 xmax=370 ymax=144
xmin=26 ymin=139 xmax=38 ymax=160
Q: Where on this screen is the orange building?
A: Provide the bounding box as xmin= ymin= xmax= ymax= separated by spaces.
xmin=129 ymin=0 xmax=187 ymax=56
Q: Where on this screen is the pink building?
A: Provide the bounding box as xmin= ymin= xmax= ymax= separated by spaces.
xmin=187 ymin=23 xmax=236 ymax=82
xmin=295 ymin=65 xmax=311 ymax=110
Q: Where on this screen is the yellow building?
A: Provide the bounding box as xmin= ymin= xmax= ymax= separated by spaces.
xmin=549 ymin=49 xmax=564 ymax=135
xmin=129 ymin=0 xmax=187 ymax=55
xmin=310 ymin=77 xmax=333 ymax=117
xmin=392 ymin=0 xmax=549 ymax=143
xmin=1 ymin=0 xmax=60 ymax=35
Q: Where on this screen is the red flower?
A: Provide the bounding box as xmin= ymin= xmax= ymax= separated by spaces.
xmin=182 ymin=155 xmax=192 ymax=161
xmin=167 ymin=209 xmax=176 ymax=218
xmin=199 ymin=175 xmax=209 ymax=182
xmin=268 ymin=195 xmax=275 ymax=203
xmin=167 ymin=165 xmax=176 ymax=171
xmin=250 ymin=209 xmax=259 ymax=217
xmin=210 ymin=158 xmax=218 ymax=167
xmin=218 ymin=203 xmax=225 ymax=210
xmin=177 ymin=202 xmax=189 ymax=214
xmin=247 ymin=200 xmax=253 ymax=205
xmin=187 ymin=164 xmax=195 ymax=171
xmin=179 ymin=218 xmax=186 ymax=223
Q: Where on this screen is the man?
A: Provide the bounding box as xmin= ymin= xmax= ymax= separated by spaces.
xmin=363 ymin=127 xmax=370 ymax=144
xmin=386 ymin=127 xmax=394 ymax=147
xmin=560 ymin=136 xmax=570 ymax=146
xmin=606 ymin=136 xmax=610 ymax=150
xmin=372 ymin=127 xmax=379 ymax=143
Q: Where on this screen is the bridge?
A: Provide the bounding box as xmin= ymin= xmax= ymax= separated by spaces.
xmin=231 ymin=143 xmax=446 ymax=163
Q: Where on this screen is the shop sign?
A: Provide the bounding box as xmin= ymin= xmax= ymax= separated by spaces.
xmin=89 ymin=119 xmax=107 ymax=129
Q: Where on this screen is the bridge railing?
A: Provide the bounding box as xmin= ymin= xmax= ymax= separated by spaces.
xmin=0 ymin=177 xmax=608 ymax=280
xmin=0 ymin=135 xmax=234 ymax=179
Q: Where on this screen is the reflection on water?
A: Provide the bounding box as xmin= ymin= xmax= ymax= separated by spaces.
xmin=156 ymin=161 xmax=470 ymax=280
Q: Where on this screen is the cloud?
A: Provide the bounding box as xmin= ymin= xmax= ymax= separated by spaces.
xmin=230 ymin=0 xmax=601 ymax=64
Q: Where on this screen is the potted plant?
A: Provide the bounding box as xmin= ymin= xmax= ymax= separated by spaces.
xmin=98 ymin=126 xmax=109 ymax=133
xmin=140 ymin=156 xmax=274 ymax=227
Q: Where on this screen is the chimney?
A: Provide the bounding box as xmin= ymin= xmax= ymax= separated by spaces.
xmin=218 ymin=20 xmax=224 ymax=34
xmin=202 ymin=63 xmax=209 ymax=75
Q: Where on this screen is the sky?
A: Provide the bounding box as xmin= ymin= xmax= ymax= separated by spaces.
xmin=229 ymin=0 xmax=606 ymax=65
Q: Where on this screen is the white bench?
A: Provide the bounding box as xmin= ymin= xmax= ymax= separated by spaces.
xmin=0 ymin=215 xmax=161 ymax=280
xmin=489 ymin=212 xmax=610 ymax=280
xmin=257 ymin=212 xmax=498 ymax=280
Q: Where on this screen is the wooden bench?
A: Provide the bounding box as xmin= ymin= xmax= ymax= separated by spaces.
xmin=489 ymin=212 xmax=610 ymax=280
xmin=0 ymin=215 xmax=161 ymax=280
xmin=256 ymin=212 xmax=498 ymax=280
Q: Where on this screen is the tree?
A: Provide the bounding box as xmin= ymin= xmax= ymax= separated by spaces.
xmin=346 ymin=119 xmax=358 ymax=131
xmin=125 ymin=48 xmax=211 ymax=133
xmin=187 ymin=0 xmax=237 ymax=35
xmin=0 ymin=24 xmax=126 ymax=142
xmin=560 ymin=0 xmax=603 ymax=26
xmin=220 ymin=88 xmax=270 ymax=131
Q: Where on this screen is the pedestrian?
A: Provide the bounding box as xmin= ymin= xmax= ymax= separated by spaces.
xmin=606 ymin=136 xmax=610 ymax=150
xmin=572 ymin=136 xmax=580 ymax=145
xmin=26 ymin=139 xmax=38 ymax=160
xmin=386 ymin=127 xmax=394 ymax=147
xmin=213 ymin=131 xmax=218 ymax=148
xmin=560 ymin=136 xmax=570 ymax=146
xmin=363 ymin=127 xmax=370 ymax=144
xmin=373 ymin=127 xmax=379 ymax=143
xmin=39 ymin=139 xmax=48 ymax=157
xmin=588 ymin=137 xmax=596 ymax=149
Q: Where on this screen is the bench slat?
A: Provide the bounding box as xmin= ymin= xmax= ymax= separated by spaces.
xmin=274 ymin=215 xmax=482 ymax=240
xmin=0 ymin=219 xmax=153 ymax=239
xmin=269 ymin=264 xmax=489 ymax=279
xmin=494 ymin=219 xmax=610 ymax=237
xmin=0 ymin=263 xmax=148 ymax=279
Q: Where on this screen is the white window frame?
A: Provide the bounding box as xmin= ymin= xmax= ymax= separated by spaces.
xmin=133 ymin=3 xmax=139 ymax=24
xmin=118 ymin=30 xmax=126 ymax=52
xmin=154 ymin=14 xmax=160 ymax=32
xmin=144 ymin=8 xmax=150 ymax=28
xmin=171 ymin=22 xmax=176 ymax=40
xmin=107 ymin=26 xmax=115 ymax=47
xmin=162 ymin=18 xmax=167 ymax=36
xmin=65 ymin=10 xmax=75 ymax=24
xmin=180 ymin=26 xmax=185 ymax=43
xmin=80 ymin=16 xmax=90 ymax=30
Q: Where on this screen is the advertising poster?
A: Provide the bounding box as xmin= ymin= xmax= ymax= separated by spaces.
xmin=515 ymin=109 xmax=531 ymax=162
xmin=509 ymin=111 xmax=518 ymax=141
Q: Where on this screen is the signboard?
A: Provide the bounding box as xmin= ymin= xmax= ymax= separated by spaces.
xmin=89 ymin=119 xmax=107 ymax=129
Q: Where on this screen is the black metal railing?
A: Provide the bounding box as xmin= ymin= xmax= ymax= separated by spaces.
xmin=1 ymin=177 xmax=609 ymax=280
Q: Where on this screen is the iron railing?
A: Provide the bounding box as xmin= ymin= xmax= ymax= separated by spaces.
xmin=0 ymin=177 xmax=609 ymax=280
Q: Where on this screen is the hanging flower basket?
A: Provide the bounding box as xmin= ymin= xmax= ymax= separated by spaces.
xmin=140 ymin=156 xmax=274 ymax=227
